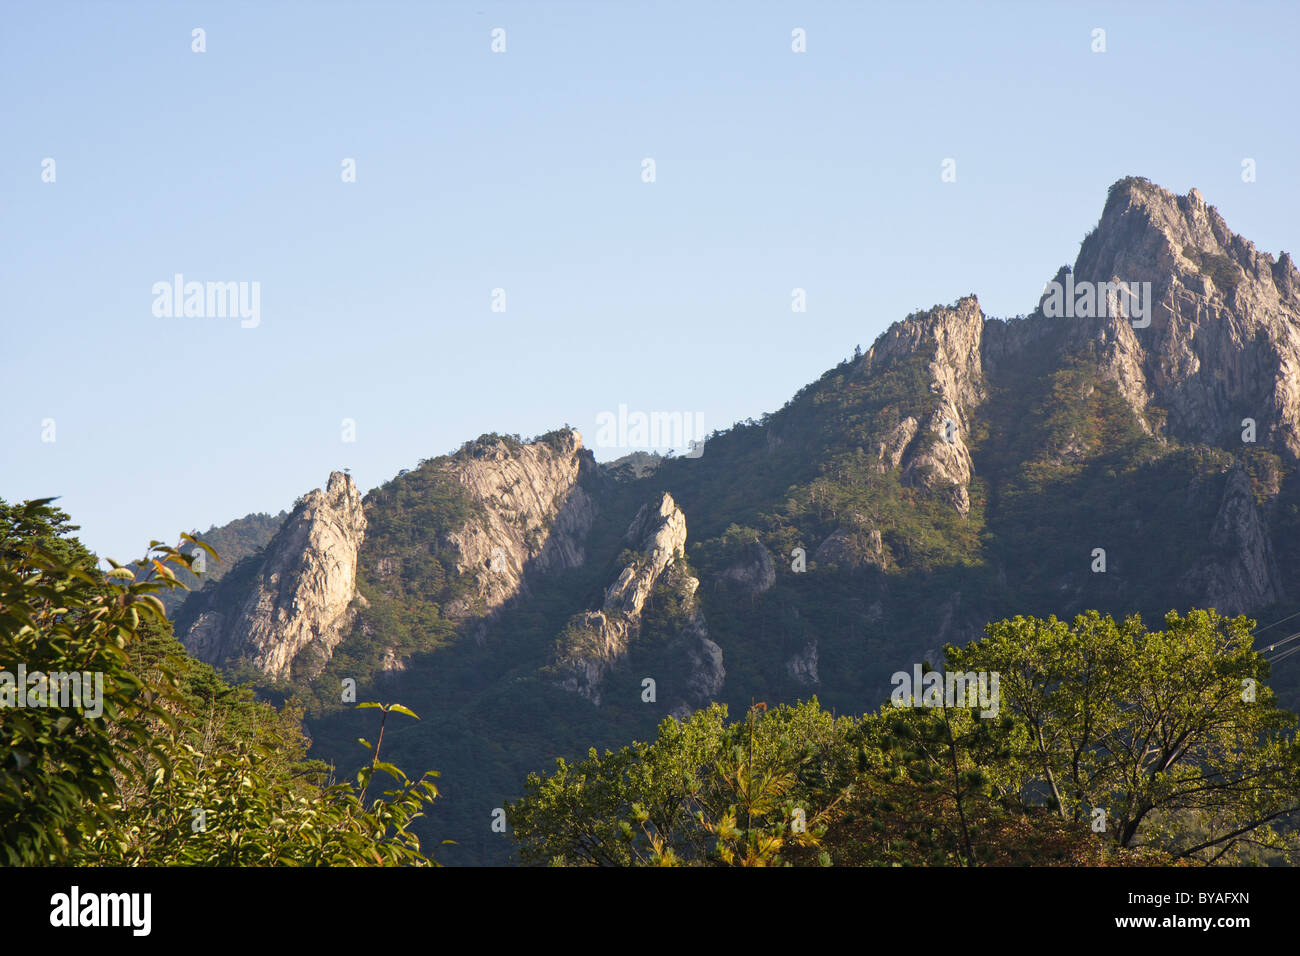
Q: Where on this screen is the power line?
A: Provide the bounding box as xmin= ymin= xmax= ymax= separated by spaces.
xmin=1258 ymin=630 xmax=1300 ymax=654
xmin=1253 ymin=609 xmax=1300 ymax=635
xmin=1265 ymin=644 xmax=1300 ymax=667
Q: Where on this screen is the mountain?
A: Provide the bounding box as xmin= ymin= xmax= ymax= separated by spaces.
xmin=552 ymin=491 xmax=725 ymax=716
xmin=174 ymin=473 xmax=365 ymax=680
xmin=169 ymin=177 xmax=1300 ymax=864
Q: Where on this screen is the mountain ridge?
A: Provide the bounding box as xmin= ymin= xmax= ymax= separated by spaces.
xmin=165 ymin=176 xmax=1300 ymax=864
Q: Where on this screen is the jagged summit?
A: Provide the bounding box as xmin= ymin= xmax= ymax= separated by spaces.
xmin=178 ymin=177 xmax=1300 ymax=690
xmin=176 ymin=431 xmax=596 ymax=679
xmin=440 ymin=429 xmax=596 ymax=619
xmin=1065 ymin=177 xmax=1300 ymax=458
xmin=864 ymin=178 xmax=1300 ymax=462
xmin=1078 ymin=177 xmax=1299 ymax=318
xmin=553 ymin=491 xmax=723 ymax=714
xmin=857 ymin=296 xmax=986 ymax=516
xmin=178 ymin=470 xmax=367 ymax=680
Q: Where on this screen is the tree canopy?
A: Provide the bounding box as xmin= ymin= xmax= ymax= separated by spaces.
xmin=0 ymin=497 xmax=442 ymax=866
xmin=510 ymin=609 xmax=1300 ymax=866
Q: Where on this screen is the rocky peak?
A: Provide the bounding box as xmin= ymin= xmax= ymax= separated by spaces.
xmin=554 ymin=492 xmax=724 ymax=710
xmin=179 ymin=471 xmax=367 ymax=680
xmin=864 ymin=295 xmax=986 ymax=407
xmin=438 ymin=429 xmax=597 ymax=619
xmin=1061 ymin=178 xmax=1300 ymax=457
xmin=604 ymin=494 xmax=687 ymax=613
xmin=851 ymin=178 xmax=1300 ymax=517
xmin=861 ymin=296 xmax=986 ymax=516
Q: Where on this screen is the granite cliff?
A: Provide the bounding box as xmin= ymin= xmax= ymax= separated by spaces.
xmin=179 ymin=471 xmax=366 ymax=680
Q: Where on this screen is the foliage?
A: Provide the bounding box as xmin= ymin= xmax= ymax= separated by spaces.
xmin=0 ymin=499 xmax=441 ymax=866
xmin=133 ymin=510 xmax=285 ymax=615
xmin=0 ymin=498 xmax=186 ymax=864
xmin=509 ymin=700 xmax=855 ymax=866
xmin=512 ymin=612 xmax=1300 ymax=866
xmin=948 ymin=609 xmax=1300 ymax=862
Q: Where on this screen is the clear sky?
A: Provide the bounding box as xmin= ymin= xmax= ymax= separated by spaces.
xmin=3 ymin=0 xmax=1298 ymax=563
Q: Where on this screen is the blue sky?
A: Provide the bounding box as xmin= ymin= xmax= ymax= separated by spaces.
xmin=3 ymin=0 xmax=1298 ymax=562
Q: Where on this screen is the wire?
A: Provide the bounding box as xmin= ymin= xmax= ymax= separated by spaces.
xmin=1258 ymin=630 xmax=1300 ymax=654
xmin=1265 ymin=644 xmax=1300 ymax=667
xmin=1253 ymin=609 xmax=1300 ymax=635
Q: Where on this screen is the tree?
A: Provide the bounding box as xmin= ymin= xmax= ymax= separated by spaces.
xmin=870 ymin=696 xmax=1013 ymax=865
xmin=948 ymin=609 xmax=1300 ymax=862
xmin=0 ymin=498 xmax=177 ymax=864
xmin=509 ymin=700 xmax=858 ymax=866
xmin=0 ymin=498 xmax=443 ymax=866
xmin=512 ymin=610 xmax=1300 ymax=867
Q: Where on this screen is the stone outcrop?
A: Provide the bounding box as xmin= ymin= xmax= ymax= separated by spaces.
xmin=860 ymin=296 xmax=986 ymax=516
xmin=719 ymin=540 xmax=776 ymax=595
xmin=179 ymin=472 xmax=366 ymax=680
xmin=664 ymin=576 xmax=726 ymax=717
xmin=555 ymin=493 xmax=724 ymax=710
xmin=845 ymin=180 xmax=1300 ymax=620
xmin=814 ymin=520 xmax=884 ymax=571
xmin=178 ymin=432 xmax=599 ymax=679
xmin=434 ymin=430 xmax=596 ymax=619
xmin=1000 ymin=178 xmax=1300 ymax=459
xmin=786 ymin=641 xmax=819 ymax=687
xmin=876 ymin=416 xmax=919 ymax=471
xmin=1180 ymin=464 xmax=1286 ymax=614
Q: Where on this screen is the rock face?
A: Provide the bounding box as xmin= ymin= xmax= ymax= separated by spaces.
xmin=178 ymin=432 xmax=598 ymax=679
xmin=786 ymin=641 xmax=819 ymax=687
xmin=1002 ymin=178 xmax=1300 ymax=458
xmin=1181 ymin=464 xmax=1286 ymax=614
xmin=814 ymin=520 xmax=885 ymax=571
xmin=843 ymin=178 xmax=1300 ymax=618
xmin=555 ymin=492 xmax=724 ymax=710
xmin=603 ymin=493 xmax=687 ymax=618
xmin=860 ymin=296 xmax=986 ymax=515
xmin=180 ymin=472 xmax=366 ymax=680
xmin=719 ymin=540 xmax=776 ymax=595
xmin=432 ymin=430 xmax=596 ymax=620
xmin=663 ymin=575 xmax=726 ymax=718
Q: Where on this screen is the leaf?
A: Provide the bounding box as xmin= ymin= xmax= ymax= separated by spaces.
xmin=372 ymin=761 xmax=408 ymax=783
xmin=180 ymin=533 xmax=222 ymax=564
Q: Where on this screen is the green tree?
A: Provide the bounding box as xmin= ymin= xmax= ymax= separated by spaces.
xmin=0 ymin=498 xmax=181 ymax=864
xmin=1 ymin=498 xmax=443 ymax=866
xmin=948 ymin=609 xmax=1300 ymax=861
xmin=509 ymin=700 xmax=856 ymax=866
